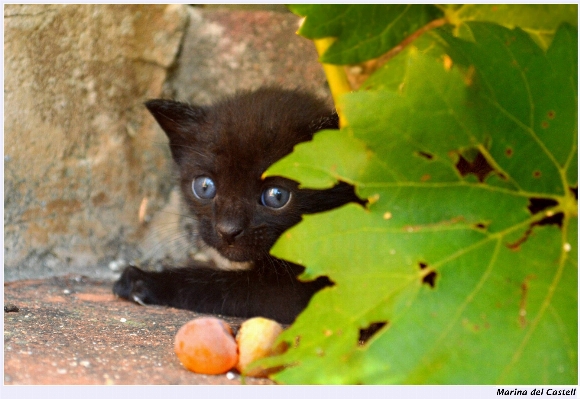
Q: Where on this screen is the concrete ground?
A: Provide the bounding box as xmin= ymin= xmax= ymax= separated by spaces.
xmin=4 ymin=275 xmax=274 ymax=385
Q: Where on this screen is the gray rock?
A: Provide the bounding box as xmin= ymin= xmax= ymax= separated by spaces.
xmin=165 ymin=7 xmax=331 ymax=104
xmin=4 ymin=5 xmax=188 ymax=281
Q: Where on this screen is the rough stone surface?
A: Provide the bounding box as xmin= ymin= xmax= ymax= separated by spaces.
xmin=165 ymin=7 xmax=331 ymax=105
xmin=4 ymin=275 xmax=275 ymax=385
xmin=4 ymin=4 xmax=188 ymax=281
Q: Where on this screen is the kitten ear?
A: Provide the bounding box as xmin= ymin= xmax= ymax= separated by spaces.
xmin=145 ymin=99 xmax=206 ymax=163
xmin=145 ymin=99 xmax=206 ymax=132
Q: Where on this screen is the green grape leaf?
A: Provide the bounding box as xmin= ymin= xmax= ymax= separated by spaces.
xmin=265 ymin=129 xmax=371 ymax=189
xmin=443 ymin=4 xmax=578 ymax=49
xmin=264 ymin=22 xmax=577 ymax=384
xmin=288 ymin=4 xmax=444 ymax=65
xmin=288 ymin=5 xmax=576 ymax=66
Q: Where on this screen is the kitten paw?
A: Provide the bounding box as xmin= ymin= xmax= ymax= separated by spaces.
xmin=113 ymin=266 xmax=160 ymax=306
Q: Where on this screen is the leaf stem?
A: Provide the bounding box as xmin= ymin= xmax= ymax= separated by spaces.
xmin=373 ymin=17 xmax=448 ymax=71
xmin=313 ymin=38 xmax=352 ymax=127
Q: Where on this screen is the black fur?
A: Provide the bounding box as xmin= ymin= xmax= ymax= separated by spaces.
xmin=113 ymin=87 xmax=362 ymax=324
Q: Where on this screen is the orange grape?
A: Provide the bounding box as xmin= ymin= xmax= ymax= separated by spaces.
xmin=174 ymin=317 xmax=238 ymax=375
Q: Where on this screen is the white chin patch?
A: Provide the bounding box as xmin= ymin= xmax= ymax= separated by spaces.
xmin=194 ymin=246 xmax=253 ymax=271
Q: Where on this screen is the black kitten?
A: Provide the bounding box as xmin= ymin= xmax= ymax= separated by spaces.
xmin=113 ymin=87 xmax=361 ymax=323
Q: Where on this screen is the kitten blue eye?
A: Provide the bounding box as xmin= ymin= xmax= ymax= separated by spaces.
xmin=261 ymin=187 xmax=291 ymax=209
xmin=192 ymin=176 xmax=216 ymax=199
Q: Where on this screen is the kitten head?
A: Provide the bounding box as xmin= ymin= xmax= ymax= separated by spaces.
xmin=146 ymin=88 xmax=358 ymax=267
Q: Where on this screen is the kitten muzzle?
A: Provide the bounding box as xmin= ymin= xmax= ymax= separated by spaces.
xmin=202 ymin=246 xmax=254 ymax=271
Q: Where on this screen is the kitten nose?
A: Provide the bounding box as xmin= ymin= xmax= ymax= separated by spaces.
xmin=216 ymin=222 xmax=243 ymax=244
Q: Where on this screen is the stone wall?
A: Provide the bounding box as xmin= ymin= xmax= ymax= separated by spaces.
xmin=165 ymin=7 xmax=332 ymax=104
xmin=4 ymin=5 xmax=330 ymax=281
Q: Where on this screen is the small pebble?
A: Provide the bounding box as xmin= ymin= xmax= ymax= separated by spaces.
xmin=226 ymin=371 xmax=237 ymax=380
xmin=4 ymin=304 xmax=19 ymax=313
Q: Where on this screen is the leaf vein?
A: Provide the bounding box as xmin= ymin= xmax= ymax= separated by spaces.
xmin=498 ymin=214 xmax=571 ymax=382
